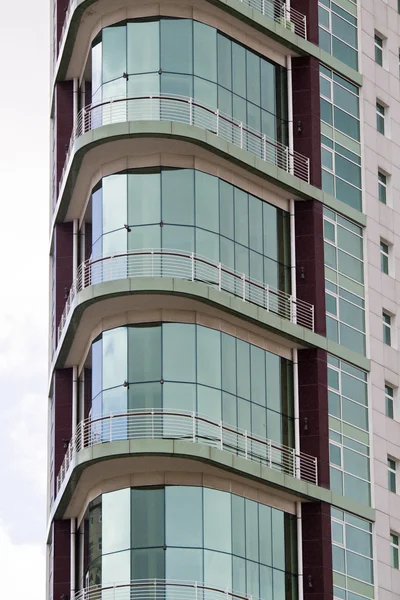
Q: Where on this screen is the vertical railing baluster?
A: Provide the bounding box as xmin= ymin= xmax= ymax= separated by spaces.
xmin=242 ymin=273 xmax=246 ymax=301
xmin=244 ymin=430 xmax=248 ymax=459
xmin=220 ymin=421 xmax=223 ymax=450
xmin=218 ymin=263 xmax=222 ymax=290
xmin=109 ymin=413 xmax=113 ymax=442
xmin=189 ymin=97 xmax=193 ymax=125
xmin=191 ymin=252 xmax=195 ymax=281
xmin=216 ymin=108 xmax=219 ymax=136
xmin=240 ymin=122 xmax=243 ymax=149
xmin=192 ymin=411 xmax=196 ymax=442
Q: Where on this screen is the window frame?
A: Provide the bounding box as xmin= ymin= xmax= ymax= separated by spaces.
xmin=391 ymin=533 xmax=399 ymax=569
xmin=382 ymin=311 xmax=392 ymax=346
xmin=388 ymin=457 xmax=397 ymax=493
xmin=385 ymin=384 xmax=394 ymax=419
xmin=376 ymin=102 xmax=385 ymax=135
xmin=378 ymin=171 xmax=387 ymax=204
xmin=380 ymin=240 xmax=389 ymax=275
xmin=374 ymin=33 xmax=383 ymax=66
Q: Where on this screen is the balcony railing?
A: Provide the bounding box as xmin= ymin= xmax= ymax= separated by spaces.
xmin=75 ymin=579 xmax=277 ymax=600
xmin=56 ymin=409 xmax=318 ymax=494
xmin=60 ymin=94 xmax=310 ymax=191
xmin=57 ymin=249 xmax=315 ymax=344
xmin=58 ymin=0 xmax=307 ymax=54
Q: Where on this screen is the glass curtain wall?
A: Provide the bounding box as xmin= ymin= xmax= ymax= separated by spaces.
xmin=88 ymin=323 xmax=294 ymax=447
xmin=91 ymin=18 xmax=288 ymax=145
xmin=85 ymin=486 xmax=298 ymax=600
xmin=90 ymin=168 xmax=291 ymax=293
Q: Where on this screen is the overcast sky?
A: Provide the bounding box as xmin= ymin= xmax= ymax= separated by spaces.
xmin=0 ymin=2 xmax=49 ymax=597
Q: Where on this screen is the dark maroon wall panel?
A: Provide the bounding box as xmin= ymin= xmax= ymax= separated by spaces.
xmin=53 ymin=520 xmax=71 ymax=600
xmin=292 ymin=56 xmax=321 ymax=189
xmin=56 ymin=0 xmax=70 ymax=47
xmin=54 ymin=369 xmax=73 ymax=496
xmin=302 ymin=502 xmax=333 ymax=600
xmin=298 ymin=348 xmax=329 ymax=488
xmin=54 ymin=222 xmax=73 ymax=328
xmin=295 ymin=200 xmax=326 ymax=336
xmin=290 ymin=0 xmax=319 ymax=45
xmin=55 ymin=81 xmax=74 ymax=188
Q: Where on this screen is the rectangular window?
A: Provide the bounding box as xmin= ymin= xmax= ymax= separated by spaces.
xmin=388 ymin=457 xmax=397 ymax=493
xmin=380 ymin=241 xmax=389 ymax=274
xmin=376 ymin=102 xmax=385 ymax=134
xmin=383 ymin=311 xmax=392 ymax=346
xmin=391 ymin=533 xmax=399 ymax=569
xmin=386 ymin=385 xmax=394 ymax=419
xmin=378 ymin=171 xmax=387 ymax=204
xmin=375 ymin=34 xmax=383 ymax=65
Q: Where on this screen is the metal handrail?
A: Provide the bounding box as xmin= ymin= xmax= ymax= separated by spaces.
xmin=58 ymin=0 xmax=307 ymax=53
xmin=59 ymin=93 xmax=310 ymax=191
xmin=56 ymin=408 xmax=318 ymax=494
xmin=56 ymin=249 xmax=315 ymax=343
xmin=74 ymin=579 xmax=273 ymax=600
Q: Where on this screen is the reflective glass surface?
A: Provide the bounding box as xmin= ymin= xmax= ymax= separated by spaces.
xmin=86 ymin=486 xmax=297 ymax=600
xmin=90 ymin=323 xmax=294 ymax=447
xmin=91 ymin=19 xmax=288 ymax=145
xmin=91 ymin=168 xmax=291 ymax=292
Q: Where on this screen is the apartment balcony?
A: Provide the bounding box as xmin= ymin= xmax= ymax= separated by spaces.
xmin=56 ymin=408 xmax=318 ymax=495
xmin=57 ymin=249 xmax=315 ymax=345
xmin=59 ymin=94 xmax=310 ymax=197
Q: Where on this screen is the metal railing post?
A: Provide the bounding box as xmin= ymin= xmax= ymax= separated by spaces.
xmin=242 ymin=273 xmax=246 ymax=301
xmin=265 ymin=284 xmax=270 ymax=312
xmin=195 ymin=582 xmax=198 ymax=600
xmin=240 ymin=122 xmax=243 ymax=149
xmin=244 ymin=430 xmax=248 ymax=459
xmin=263 ymin=134 xmax=267 ymax=161
xmin=268 ymin=439 xmax=272 ymax=469
xmin=218 ymin=263 xmax=222 ymax=290
xmin=191 ymin=252 xmax=195 ymax=281
xmin=192 ymin=411 xmax=196 ymax=442
xmin=109 ymin=413 xmax=113 ymax=442
xmin=189 ymin=97 xmax=193 ymax=125
xmin=151 ymin=409 xmax=154 ymax=438
xmin=220 ymin=421 xmax=223 ymax=450
xmin=216 ymin=108 xmax=220 ymax=136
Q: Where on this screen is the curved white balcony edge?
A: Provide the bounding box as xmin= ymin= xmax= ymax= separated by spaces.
xmin=56 ymin=408 xmax=318 ymax=495
xmin=75 ymin=578 xmax=272 ymax=600
xmin=60 ymin=94 xmax=310 ymax=192
xmin=58 ymin=0 xmax=307 ymax=57
xmin=57 ymin=249 xmax=315 ymax=343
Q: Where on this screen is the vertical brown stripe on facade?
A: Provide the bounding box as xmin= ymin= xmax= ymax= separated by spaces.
xmin=55 ymin=81 xmax=74 ymax=189
xmin=53 ymin=520 xmax=71 ymax=600
xmin=290 ymin=0 xmax=319 ymax=45
xmin=54 ymin=222 xmax=73 ymax=329
xmin=302 ymin=502 xmax=333 ymax=600
xmin=54 ymin=369 xmax=73 ymax=497
xmin=56 ymin=0 xmax=70 ymax=47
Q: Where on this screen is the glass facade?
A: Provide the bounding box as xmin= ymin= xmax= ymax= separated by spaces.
xmin=331 ymin=509 xmax=374 ymax=600
xmin=324 ymin=208 xmax=365 ymax=355
xmin=91 ymin=168 xmax=291 ymax=292
xmin=89 ymin=323 xmax=294 ymax=447
xmin=86 ymin=485 xmax=298 ymax=600
xmin=318 ymin=0 xmax=358 ymax=70
xmin=91 ymin=19 xmax=288 ymax=144
xmin=320 ymin=67 xmax=361 ymax=212
xmin=328 ymin=355 xmax=370 ymax=506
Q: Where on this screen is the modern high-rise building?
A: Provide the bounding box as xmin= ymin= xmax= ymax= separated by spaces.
xmin=48 ymin=1 xmax=400 ymax=600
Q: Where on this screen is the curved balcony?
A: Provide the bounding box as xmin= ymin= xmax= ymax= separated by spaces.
xmin=60 ymin=94 xmax=310 ymax=194
xmin=75 ymin=579 xmax=272 ymax=600
xmin=58 ymin=0 xmax=307 ymax=60
xmin=57 ymin=249 xmax=315 ymax=343
xmin=56 ymin=408 xmax=318 ymax=495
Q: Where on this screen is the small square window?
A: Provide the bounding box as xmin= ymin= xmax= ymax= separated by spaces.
xmin=386 ymin=384 xmax=394 ymax=419
xmin=378 ymin=171 xmax=387 ymax=204
xmin=375 ymin=34 xmax=383 ymax=66
xmin=388 ymin=457 xmax=397 ymax=493
xmin=391 ymin=533 xmax=399 ymax=569
xmin=377 ymin=102 xmax=385 ymax=135
xmin=380 ymin=241 xmax=389 ymax=274
xmin=383 ymin=311 xmax=392 ymax=346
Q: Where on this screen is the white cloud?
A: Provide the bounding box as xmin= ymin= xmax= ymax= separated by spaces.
xmin=0 ymin=520 xmax=46 ymax=600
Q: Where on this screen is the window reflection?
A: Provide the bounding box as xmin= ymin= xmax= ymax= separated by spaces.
xmin=84 ymin=486 xmax=297 ymax=600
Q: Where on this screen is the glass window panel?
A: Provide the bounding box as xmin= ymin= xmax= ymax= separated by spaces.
xmin=237 ymin=340 xmax=251 ymax=400
xmin=232 ymin=494 xmax=245 ymax=557
xmin=132 ymin=548 xmax=164 ymax=580
xmin=101 ymin=78 xmax=127 ymax=102
xmin=129 ymin=325 xmax=161 ymax=383
xmin=204 ymin=550 xmax=232 ymax=590
xmin=92 ymin=187 xmax=103 ymax=246
xmin=204 ymin=488 xmax=231 ymax=552
xmin=344 ymin=474 xmax=370 ymax=504
xmin=238 ymin=398 xmax=251 ymax=432
xmin=248 ymin=195 xmax=263 ymax=253
xmin=271 ymin=509 xmax=285 ymax=570
xmin=161 ymin=19 xmax=193 ymax=73
xmin=102 ymin=26 xmax=127 ymax=82
xmin=343 ymin=448 xmax=369 ymax=479
xmin=165 ymin=486 xmax=203 ymax=547
xmin=337 ymin=226 xmax=362 ymax=259
xmin=128 ymin=224 xmax=161 ymax=251
xmin=332 ymin=521 xmax=344 ymax=545
xmin=221 ymin=333 xmax=237 ymax=395
xmin=321 ymin=98 xmax=333 ymax=125
xmin=194 ymin=21 xmax=217 ymax=81
xmin=92 ymin=338 xmax=103 ymax=400
xmin=131 ymin=487 xmax=165 ymax=548
xmin=334 ymin=107 xmax=360 ymax=140
xmin=195 ymin=229 xmax=219 ymax=264
xmin=265 ymin=352 xmax=281 ymax=413
xmin=197 ymin=385 xmax=221 ymax=423
xmin=194 ymin=77 xmax=217 ymax=107
xmin=220 ymin=236 xmax=235 ymax=271
xmin=217 ymin=35 xmax=232 ymax=90
xmin=272 ymin=569 xmax=286 ymax=600
xmin=127 ymin=21 xmax=159 ymax=74
xmin=102 ymin=489 xmax=131 ymax=554
xmin=330 ymin=444 xmax=342 ymax=466
xmin=339 ymin=299 xmax=364 ymax=332
xmin=166 ymin=548 xmax=203 ymax=581
xmin=232 ymin=556 xmax=246 ymax=595
xmin=103 ymin=328 xmax=127 ymax=390
xmin=335 ymin=156 xmax=361 ymax=189
xmin=322 ymin=170 xmax=335 ymax=196
xmin=333 ymin=83 xmax=359 ymax=117
xmin=260 ymin=565 xmax=274 ymax=600
xmin=161 ymin=72 xmax=193 ymax=97
xmin=194 ymin=171 xmax=219 ymax=232
xmin=339 ymin=324 xmax=365 ymax=355
xmin=128 ymin=382 xmax=162 ymax=411
xmin=246 ymin=52 xmax=261 ymax=106
xmin=102 ymin=550 xmax=130 ymax=586
xmin=262 ymin=204 xmax=279 ymax=263
xmin=337 ymin=250 xmax=363 ymax=282
xmin=127 ymin=171 xmax=160 ymax=226
xmin=342 ymin=373 xmax=367 ymax=405
xmin=252 ymin=403 xmax=267 ymax=439
xmin=234 ymin=188 xmax=249 ymax=246
xmin=232 ymin=44 xmax=246 ymax=97
xmin=92 ymin=42 xmax=102 ymax=96
xmin=197 ymin=327 xmax=221 ymax=388
xmin=345 ymin=524 xmax=373 ymax=556
xmin=220 ymin=181 xmax=234 ymax=239
xmin=250 ymin=345 xmax=266 ymax=407
xmin=328 ymin=390 xmax=341 ymax=418
xmin=222 ymin=392 xmax=237 ymax=428
xmin=246 ymin=560 xmax=260 ymax=598
xmin=102 ymin=174 xmax=128 ymax=235
xmin=330 ymin=467 xmax=343 ymax=495
xmin=162 ymin=225 xmax=194 ymax=253
xmin=332 ymin=545 xmax=345 ymax=573
xmin=235 ymin=243 xmax=249 ymax=277
xmin=245 ymin=500 xmax=259 ymax=561
xmin=346 ymin=552 xmax=373 ymax=583
xmin=259 ymin=504 xmax=272 ymax=566
xmin=162 ymin=169 xmax=194 ymax=225
xmin=163 ymin=382 xmax=196 ymax=413
xmin=260 ymin=61 xmax=276 ymax=114
xmin=163 ymin=323 xmax=196 ymax=382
